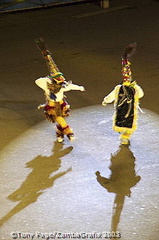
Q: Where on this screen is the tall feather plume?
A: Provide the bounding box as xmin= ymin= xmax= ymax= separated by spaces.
xmin=121 ymin=42 xmax=137 ymax=82
xmin=122 ymin=42 xmax=137 ymax=60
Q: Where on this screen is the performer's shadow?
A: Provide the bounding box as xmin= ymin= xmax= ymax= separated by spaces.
xmin=95 ymin=144 xmax=141 ymax=232
xmin=0 ymin=141 xmax=73 ymax=226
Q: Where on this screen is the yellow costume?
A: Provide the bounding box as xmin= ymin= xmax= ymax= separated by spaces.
xmin=102 ymin=43 xmax=144 ymax=144
xmin=35 ymin=38 xmax=85 ymax=142
xmin=35 ymin=73 xmax=85 ymax=142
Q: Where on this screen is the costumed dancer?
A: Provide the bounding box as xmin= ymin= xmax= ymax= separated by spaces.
xmin=35 ymin=38 xmax=85 ymax=143
xmin=102 ymin=43 xmax=144 ymax=144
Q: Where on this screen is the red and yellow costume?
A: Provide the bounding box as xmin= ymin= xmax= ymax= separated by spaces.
xmin=35 ymin=38 xmax=85 ymax=142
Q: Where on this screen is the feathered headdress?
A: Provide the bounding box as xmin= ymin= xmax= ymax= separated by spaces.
xmin=121 ymin=42 xmax=137 ymax=82
xmin=35 ymin=38 xmax=63 ymax=77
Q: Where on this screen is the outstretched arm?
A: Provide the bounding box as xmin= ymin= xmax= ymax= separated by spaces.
xmin=102 ymin=86 xmax=119 ymax=106
xmin=64 ymin=82 xmax=85 ymax=92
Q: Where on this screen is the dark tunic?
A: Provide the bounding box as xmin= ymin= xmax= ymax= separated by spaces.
xmin=115 ymin=85 xmax=135 ymax=128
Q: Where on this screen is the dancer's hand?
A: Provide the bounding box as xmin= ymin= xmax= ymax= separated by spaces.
xmin=102 ymin=101 xmax=107 ymax=106
xmin=80 ymin=86 xmax=85 ymax=91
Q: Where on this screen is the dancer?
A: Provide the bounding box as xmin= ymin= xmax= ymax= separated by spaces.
xmin=35 ymin=38 xmax=85 ymax=142
xmin=102 ymin=43 xmax=144 ymax=144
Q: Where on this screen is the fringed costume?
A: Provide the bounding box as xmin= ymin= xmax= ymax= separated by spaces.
xmin=102 ymin=43 xmax=144 ymax=144
xmin=35 ymin=38 xmax=85 ymax=142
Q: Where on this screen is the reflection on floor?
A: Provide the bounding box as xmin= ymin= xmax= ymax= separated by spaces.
xmin=96 ymin=143 xmax=141 ymax=235
xmin=0 ymin=141 xmax=73 ymax=227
